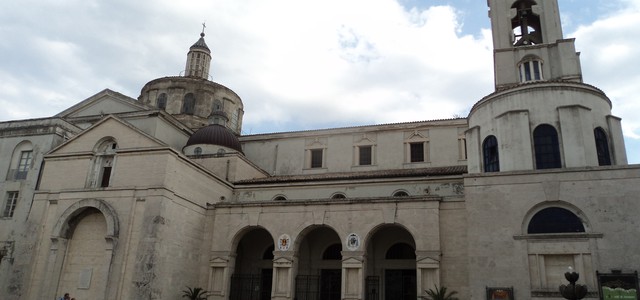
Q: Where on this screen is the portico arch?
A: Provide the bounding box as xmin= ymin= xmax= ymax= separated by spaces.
xmin=52 ymin=198 xmax=119 ymax=239
xmin=365 ymin=224 xmax=418 ymax=300
xmin=229 ymin=226 xmax=275 ymax=300
xmin=295 ymin=225 xmax=342 ymax=300
xmin=42 ymin=199 xmax=119 ymax=300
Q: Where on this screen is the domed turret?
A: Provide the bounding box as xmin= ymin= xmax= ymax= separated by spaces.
xmin=185 ymin=32 xmax=211 ymax=79
xmin=184 ymin=124 xmax=243 ymax=155
xmin=138 ymin=28 xmax=244 ymax=134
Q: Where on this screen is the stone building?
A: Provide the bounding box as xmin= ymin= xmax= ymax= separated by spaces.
xmin=0 ymin=0 xmax=638 ymax=299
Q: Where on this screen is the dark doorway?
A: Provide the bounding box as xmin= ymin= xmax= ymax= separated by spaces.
xmin=295 ymin=270 xmax=341 ymax=300
xmin=320 ymin=269 xmax=341 ymax=300
xmin=261 ymin=269 xmax=273 ymax=300
xmin=229 ymin=270 xmax=272 ymax=300
xmin=366 ymin=276 xmax=381 ymax=300
xmin=384 ymin=269 xmax=416 ymax=300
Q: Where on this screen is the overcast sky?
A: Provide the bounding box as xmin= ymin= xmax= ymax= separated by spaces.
xmin=0 ymin=0 xmax=638 ymax=163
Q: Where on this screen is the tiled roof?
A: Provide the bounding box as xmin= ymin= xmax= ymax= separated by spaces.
xmin=235 ymin=165 xmax=467 ymax=184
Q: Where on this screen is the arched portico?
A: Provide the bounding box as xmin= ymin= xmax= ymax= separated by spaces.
xmin=294 ymin=225 xmax=342 ymax=300
xmin=41 ymin=199 xmax=119 ymax=300
xmin=228 ymin=227 xmax=275 ymax=300
xmin=365 ymin=225 xmax=418 ymax=300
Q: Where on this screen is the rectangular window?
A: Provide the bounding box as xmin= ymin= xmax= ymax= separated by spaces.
xmin=410 ymin=143 xmax=424 ymax=162
xmin=310 ymin=149 xmax=323 ymax=168
xmin=524 ymin=62 xmax=532 ymax=81
xmin=359 ymin=146 xmax=372 ymax=165
xmin=458 ymin=137 xmax=467 ymax=160
xmin=3 ymin=192 xmax=19 ymax=218
xmin=15 ymin=150 xmax=32 ymax=180
xmin=533 ymin=61 xmax=541 ymax=80
xmin=100 ymin=167 xmax=112 ymax=187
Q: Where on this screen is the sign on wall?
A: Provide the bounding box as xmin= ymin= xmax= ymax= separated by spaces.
xmin=346 ymin=233 xmax=360 ymax=251
xmin=278 ymin=234 xmax=291 ymax=251
xmin=597 ymin=271 xmax=639 ymax=300
xmin=486 ymin=287 xmax=514 ymax=300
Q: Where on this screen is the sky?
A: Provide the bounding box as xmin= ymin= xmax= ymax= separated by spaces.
xmin=0 ymin=0 xmax=638 ymax=163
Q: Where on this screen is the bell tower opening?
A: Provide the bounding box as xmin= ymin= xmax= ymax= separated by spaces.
xmin=487 ymin=0 xmax=582 ymax=87
xmin=511 ymin=0 xmax=542 ymax=46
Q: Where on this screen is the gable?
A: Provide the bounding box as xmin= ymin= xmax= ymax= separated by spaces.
xmin=50 ymin=117 xmax=166 ymax=155
xmin=56 ymin=89 xmax=149 ymax=119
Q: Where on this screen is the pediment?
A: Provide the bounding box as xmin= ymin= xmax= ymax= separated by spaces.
xmin=48 ymin=116 xmax=166 ymax=155
xmin=273 ymin=256 xmax=293 ymax=263
xmin=416 ymin=256 xmax=441 ymax=267
xmin=56 ymin=89 xmax=149 ymax=119
xmin=342 ymin=256 xmax=364 ymax=264
xmin=209 ymin=257 xmax=230 ymax=264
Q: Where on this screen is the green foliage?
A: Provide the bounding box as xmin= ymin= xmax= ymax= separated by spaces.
xmin=421 ymin=286 xmax=459 ymax=300
xmin=182 ymin=286 xmax=208 ymax=300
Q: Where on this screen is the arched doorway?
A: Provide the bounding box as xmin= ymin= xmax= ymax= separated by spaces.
xmin=366 ymin=225 xmax=417 ymax=300
xmin=296 ymin=226 xmax=342 ymax=300
xmin=230 ymin=227 xmax=274 ymax=300
xmin=57 ymin=208 xmax=109 ymax=299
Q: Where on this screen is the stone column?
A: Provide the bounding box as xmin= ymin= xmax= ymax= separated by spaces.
xmin=497 ymin=110 xmax=534 ymax=171
xmin=416 ymin=251 xmax=441 ymax=298
xmin=342 ymin=251 xmax=365 ymax=300
xmin=607 ymin=115 xmax=628 ymax=165
xmin=272 ymin=251 xmax=296 ymax=300
xmin=42 ymin=237 xmax=68 ymax=299
xmin=100 ymin=236 xmax=118 ymax=299
xmin=208 ymin=252 xmax=234 ymax=300
xmin=558 ymin=105 xmax=595 ymax=167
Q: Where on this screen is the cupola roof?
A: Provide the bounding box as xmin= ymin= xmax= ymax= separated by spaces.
xmin=190 ymin=33 xmax=210 ymax=52
xmin=186 ymin=124 xmax=242 ymax=153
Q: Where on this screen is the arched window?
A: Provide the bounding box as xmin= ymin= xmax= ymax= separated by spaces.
xmin=322 ymin=243 xmax=342 ymax=260
xmin=527 ymin=207 xmax=585 ymax=234
xmin=182 ymin=93 xmax=195 ymax=115
xmin=533 ymin=124 xmax=562 ymax=169
xmin=482 ymin=135 xmax=500 ymax=172
xmin=385 ymin=243 xmax=416 ymax=259
xmin=594 ymin=127 xmax=612 ymax=166
xmin=8 ymin=141 xmax=33 ymax=180
xmin=89 ymin=138 xmax=117 ymax=188
xmin=393 ymin=191 xmax=409 ymax=197
xmin=213 ymin=99 xmax=223 ymax=111
xmin=331 ymin=193 xmax=346 ymax=199
xmin=273 ymin=195 xmax=287 ymax=201
xmin=518 ymin=56 xmax=543 ymax=82
xmin=511 ymin=0 xmax=542 ymax=46
xmin=157 ymin=93 xmax=167 ymax=110
xmin=193 ymin=147 xmax=202 ymax=156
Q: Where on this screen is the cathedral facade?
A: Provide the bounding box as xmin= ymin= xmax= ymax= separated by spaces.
xmin=0 ymin=1 xmax=638 ymax=299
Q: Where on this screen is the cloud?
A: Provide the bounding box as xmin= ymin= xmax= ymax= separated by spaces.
xmin=208 ymin=2 xmax=494 ymax=131
xmin=0 ymin=0 xmax=637 ymax=162
xmin=0 ymin=0 xmax=490 ymax=128
xmin=572 ymin=2 xmax=640 ymax=140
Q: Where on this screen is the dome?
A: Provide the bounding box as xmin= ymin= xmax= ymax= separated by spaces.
xmin=186 ymin=124 xmax=242 ymax=153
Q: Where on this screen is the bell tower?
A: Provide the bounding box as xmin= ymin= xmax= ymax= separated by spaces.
xmin=185 ymin=24 xmax=212 ymax=79
xmin=466 ymin=0 xmax=627 ymax=174
xmin=488 ymin=0 xmax=582 ymax=89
